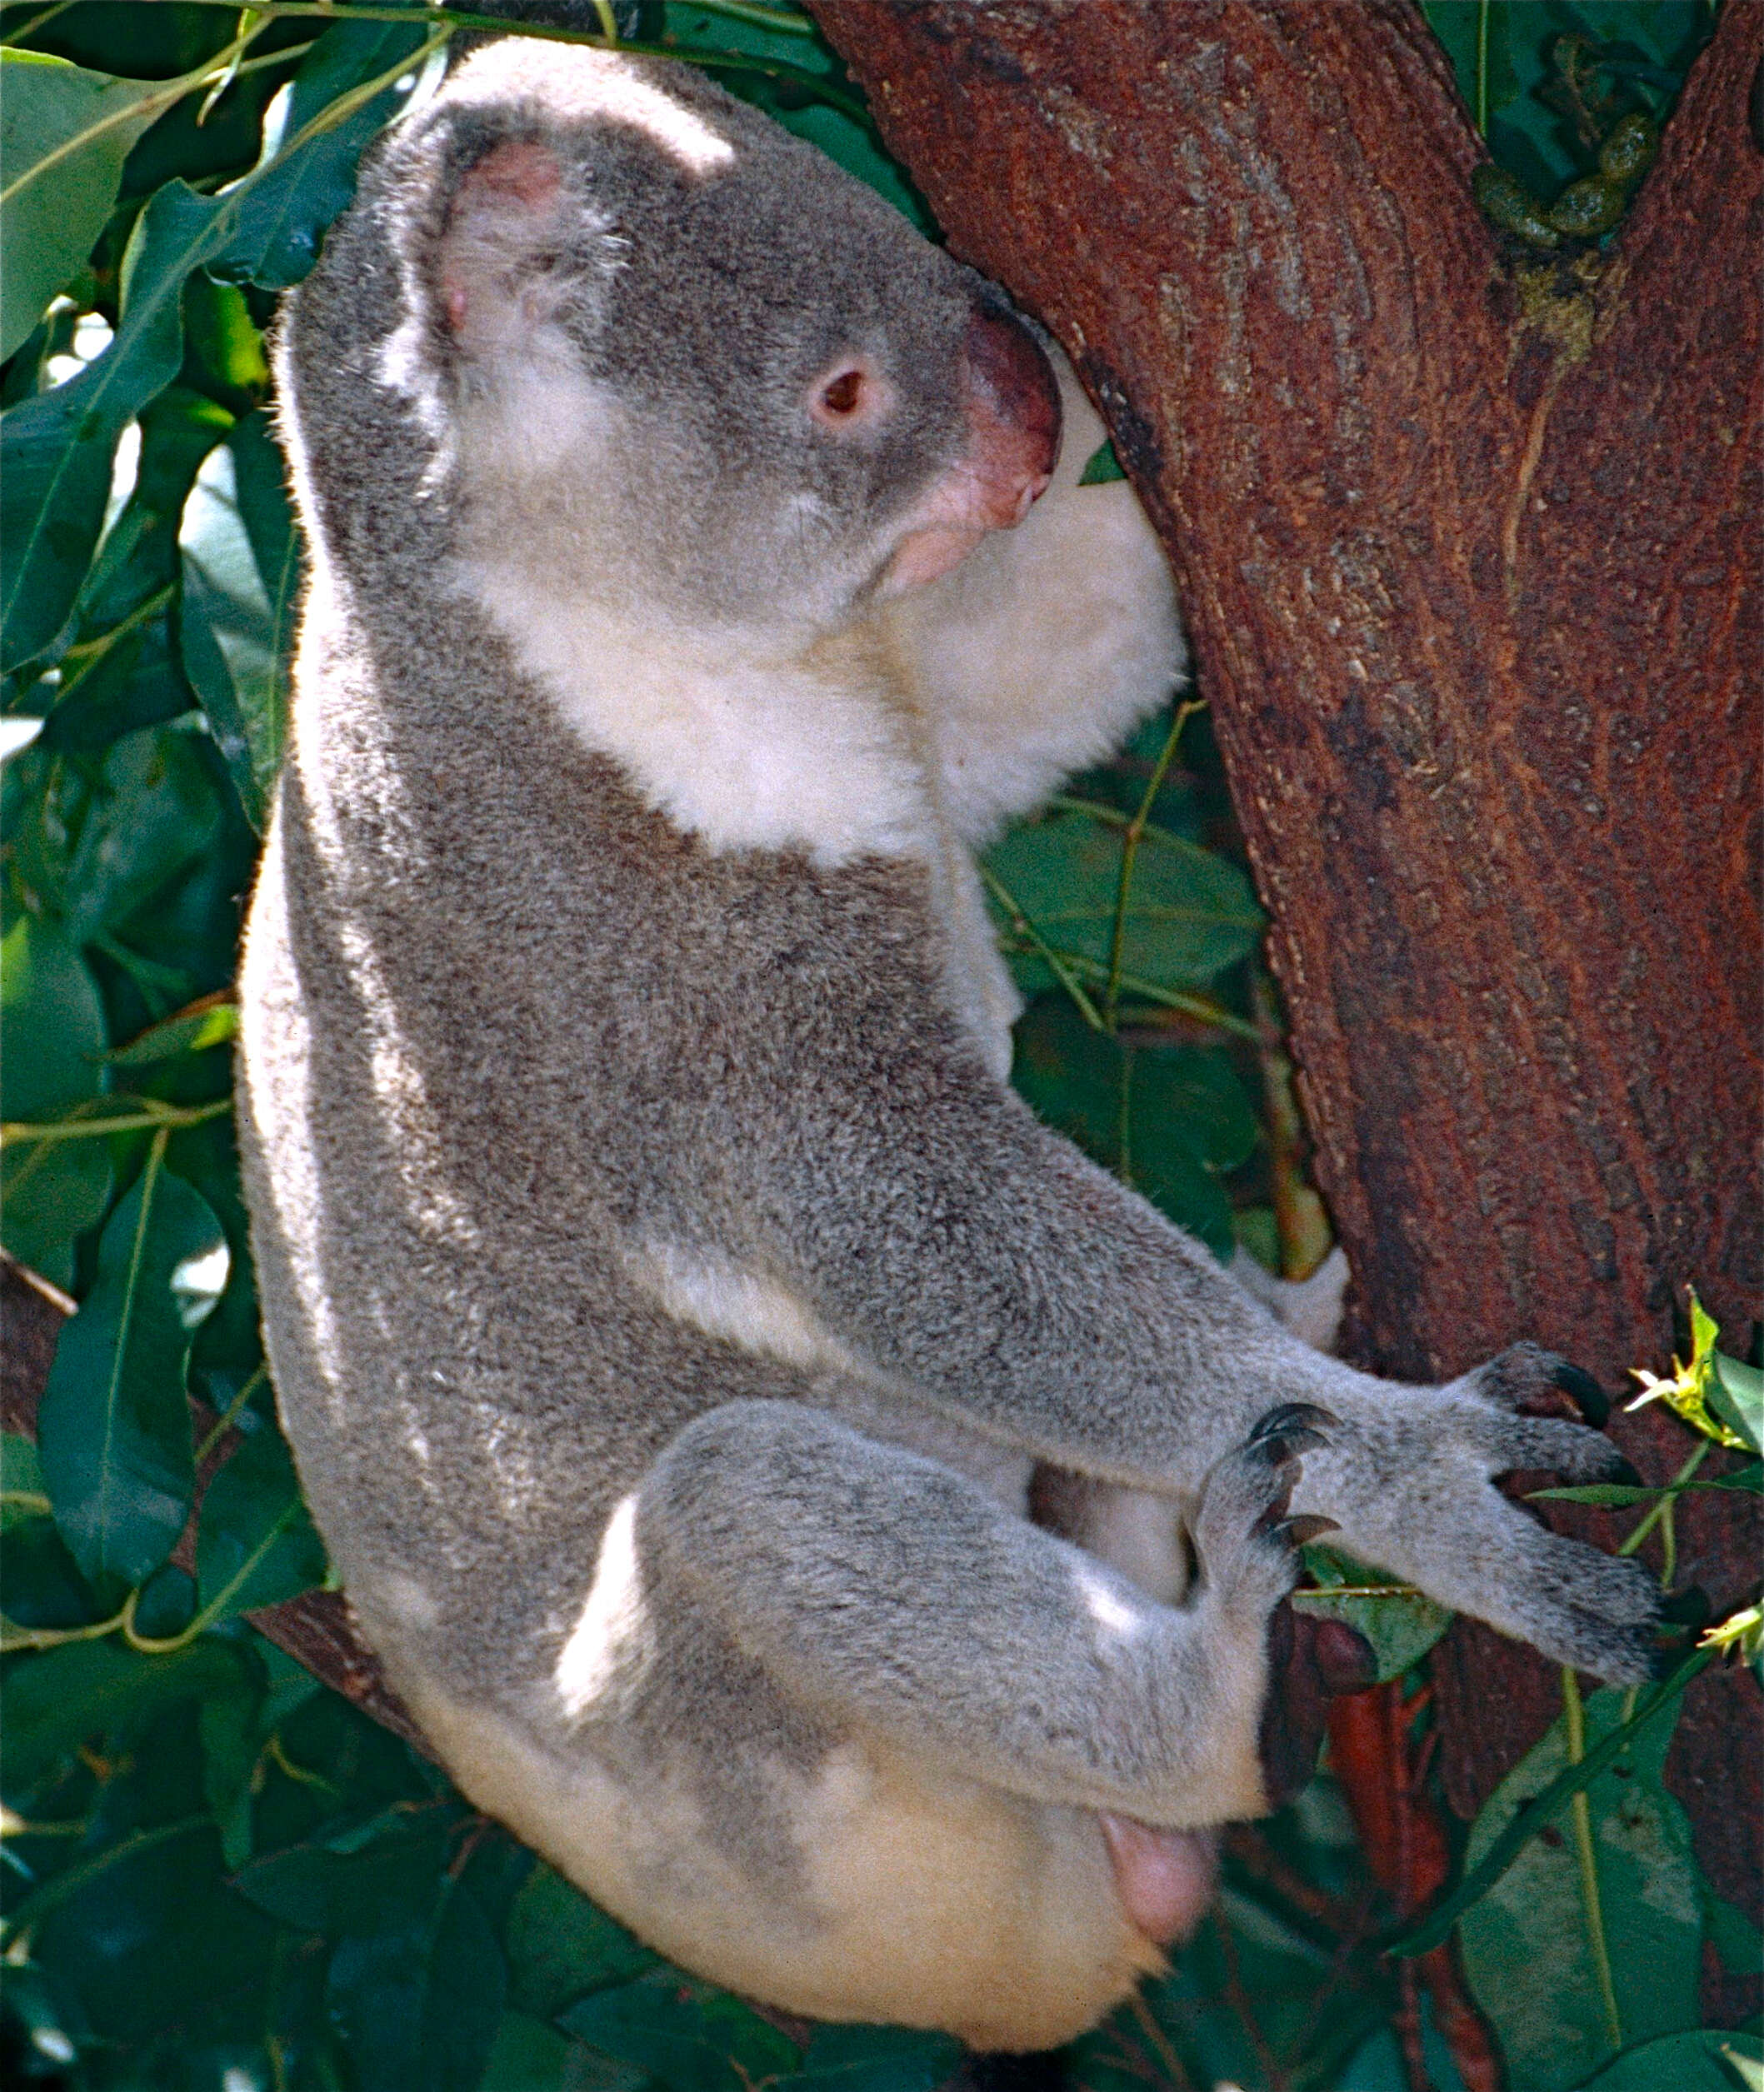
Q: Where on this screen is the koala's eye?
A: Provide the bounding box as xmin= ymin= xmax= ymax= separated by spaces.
xmin=808 ymin=360 xmax=887 ymax=432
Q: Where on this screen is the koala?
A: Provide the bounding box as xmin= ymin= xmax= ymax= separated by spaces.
xmin=237 ymin=35 xmax=1662 ymax=2050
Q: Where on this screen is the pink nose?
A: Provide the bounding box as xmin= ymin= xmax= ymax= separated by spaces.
xmin=961 ymin=307 xmax=1062 ymax=526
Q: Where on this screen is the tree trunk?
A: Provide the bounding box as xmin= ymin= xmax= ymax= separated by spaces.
xmin=801 ymin=0 xmax=1762 ymax=1953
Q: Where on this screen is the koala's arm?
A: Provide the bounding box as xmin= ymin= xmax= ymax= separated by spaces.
xmin=749 ymin=1052 xmax=1657 ymax=1682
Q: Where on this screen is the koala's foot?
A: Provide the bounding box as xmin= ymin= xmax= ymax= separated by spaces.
xmin=1194 ymin=1405 xmax=1333 ymax=1619
xmin=1301 ymin=1346 xmax=1664 ymax=1685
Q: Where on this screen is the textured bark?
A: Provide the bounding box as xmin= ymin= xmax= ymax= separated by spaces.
xmin=802 ymin=0 xmax=1762 ymax=1948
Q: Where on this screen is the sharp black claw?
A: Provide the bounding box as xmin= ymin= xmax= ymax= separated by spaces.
xmin=1248 ymin=1402 xmax=1339 ymax=1447
xmin=1552 ymin=1363 xmax=1611 ymax=1427
xmin=1274 ymin=1513 xmax=1340 ymax=1547
xmin=1249 ymin=1425 xmax=1328 ymax=1466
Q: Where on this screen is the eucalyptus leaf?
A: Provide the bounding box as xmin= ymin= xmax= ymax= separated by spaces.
xmin=179 ymin=411 xmax=298 ymax=828
xmin=106 ymin=998 xmax=239 ymax=1067
xmin=214 ymin=22 xmax=439 ymax=291
xmin=236 ymin=1820 xmax=452 ymax=1935
xmin=1577 ymin=2030 xmax=1764 ymax=2092
xmin=1 ymin=1433 xmax=51 ymax=1530
xmin=1293 ymin=1546 xmax=1453 ymax=1683
xmin=0 ymin=913 xmax=112 ymax=1290
xmin=505 ymin=1862 xmax=657 ymax=2019
xmin=327 ymin=1877 xmax=507 ymax=2092
xmin=2 ymin=24 xmax=436 ymax=673
xmin=1709 ymin=1351 xmax=1763 ymax=1455
xmin=1457 ymin=1685 xmax=1702 ymax=2091
xmin=195 ymin=1421 xmax=327 ymax=1624
xmin=562 ymin=1973 xmax=801 ymax=2092
xmin=482 ymin=2011 xmax=647 ymax=2092
xmin=2 ymin=181 xmax=223 ymax=672
xmin=0 ymin=51 xmax=167 ymax=363
xmin=1 ymin=1635 xmax=247 ymax=1790
xmin=37 ymin=1150 xmax=227 ymax=1590
xmin=986 ymin=808 xmax=1263 ymax=996
xmin=782 ymin=2024 xmax=964 ymax=2092
xmin=1010 ymin=996 xmax=1253 ymax=1256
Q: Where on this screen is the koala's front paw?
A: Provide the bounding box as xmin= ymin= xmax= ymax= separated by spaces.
xmin=1195 ymin=1405 xmax=1335 ymax=1617
xmin=1416 ymin=1345 xmax=1664 ymax=1684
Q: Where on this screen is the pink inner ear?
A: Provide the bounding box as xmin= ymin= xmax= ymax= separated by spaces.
xmin=442 ymin=140 xmax=565 ymax=337
xmin=466 ymin=137 xmax=562 ymax=207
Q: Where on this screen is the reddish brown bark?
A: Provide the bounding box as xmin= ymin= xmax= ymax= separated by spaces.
xmin=802 ymin=0 xmax=1762 ymax=1950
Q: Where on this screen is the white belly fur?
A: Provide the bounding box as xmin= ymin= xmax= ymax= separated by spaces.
xmin=385 ymin=1653 xmax=1158 ymax=2050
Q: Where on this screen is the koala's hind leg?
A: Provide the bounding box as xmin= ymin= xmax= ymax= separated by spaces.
xmin=491 ymin=1396 xmax=1318 ymax=2045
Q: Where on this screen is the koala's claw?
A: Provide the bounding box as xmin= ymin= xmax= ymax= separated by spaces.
xmin=1551 ymin=1361 xmax=1612 ymax=1426
xmin=1248 ymin=1401 xmax=1340 ymax=1445
xmin=1247 ymin=1425 xmax=1329 ymax=1468
xmin=1272 ymin=1512 xmax=1339 ymax=1548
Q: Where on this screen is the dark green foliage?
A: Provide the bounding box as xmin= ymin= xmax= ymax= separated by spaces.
xmin=1 ymin=5 xmax=1747 ymax=2090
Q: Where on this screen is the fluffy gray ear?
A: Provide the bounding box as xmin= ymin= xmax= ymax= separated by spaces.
xmin=438 ymin=138 xmax=580 ymax=357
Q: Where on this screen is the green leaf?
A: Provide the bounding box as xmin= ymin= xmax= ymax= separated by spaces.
xmin=195 ymin=1421 xmax=327 ymax=1624
xmin=2 ymin=181 xmax=218 ymax=672
xmin=1009 ymin=997 xmax=1254 ymax=1256
xmin=1 ymin=23 xmax=438 ymax=672
xmin=1702 ymin=1885 xmax=1764 ymax=1976
xmin=783 ymin=2025 xmax=964 ymax=2092
xmin=0 ymin=913 xmax=112 ymax=1290
xmin=105 ymin=998 xmax=238 ymax=1067
xmin=562 ymin=1973 xmax=801 ymax=2092
xmin=1457 ymin=1685 xmax=1703 ymax=2090
xmin=1292 ymin=1546 xmax=1453 ymax=1683
xmin=505 ymin=1863 xmax=657 ymax=2019
xmin=37 ymin=1148 xmax=227 ymax=1590
xmin=1709 ymin=1352 xmax=1763 ymax=1455
xmin=1577 ymin=2031 xmax=1764 ymax=2092
xmin=0 ymin=51 xmax=167 ymax=363
xmin=178 ymin=410 xmax=297 ymax=828
xmin=1077 ymin=439 xmax=1127 ymax=485
xmin=60 ymin=721 xmax=225 ymax=943
xmin=215 ymin=22 xmax=443 ymax=290
xmin=327 ymin=1877 xmax=507 ymax=2092
xmin=2 ymin=1432 xmax=52 ymax=1530
xmin=482 ymin=2011 xmax=646 ymax=2092
xmin=0 ymin=1635 xmax=248 ymax=1790
xmin=236 ymin=1821 xmax=451 ymax=1934
xmin=986 ymin=807 xmax=1263 ymax=996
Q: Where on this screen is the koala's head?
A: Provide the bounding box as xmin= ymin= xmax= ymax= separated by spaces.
xmin=347 ymin=41 xmax=1059 ymax=637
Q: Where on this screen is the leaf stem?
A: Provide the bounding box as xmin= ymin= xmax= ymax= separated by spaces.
xmin=193 ymin=1361 xmax=268 ymax=1464
xmin=2 ymin=1097 xmax=232 ymax=1145
xmin=1102 ymin=697 xmax=1204 ymax=1031
xmin=977 ymin=861 xmax=1107 ymax=1031
xmin=1562 ymin=1666 xmax=1622 ymax=2055
xmin=1618 ymin=1439 xmax=1710 ymax=1560
xmin=1387 ymin=1644 xmax=1717 ymax=1955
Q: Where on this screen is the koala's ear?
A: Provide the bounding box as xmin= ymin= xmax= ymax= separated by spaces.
xmin=438 ymin=138 xmax=574 ymax=355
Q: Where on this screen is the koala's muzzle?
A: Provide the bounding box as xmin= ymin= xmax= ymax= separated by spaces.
xmin=882 ymin=304 xmax=1061 ymax=596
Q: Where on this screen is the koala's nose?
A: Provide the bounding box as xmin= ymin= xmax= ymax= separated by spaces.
xmin=961 ymin=307 xmax=1062 ymax=527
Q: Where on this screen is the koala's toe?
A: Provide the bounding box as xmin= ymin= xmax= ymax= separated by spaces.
xmin=1479 ymin=1412 xmax=1636 ymax=1481
xmin=1555 ymin=1610 xmax=1662 ymax=1687
xmin=1471 ymin=1341 xmax=1612 ymax=1418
